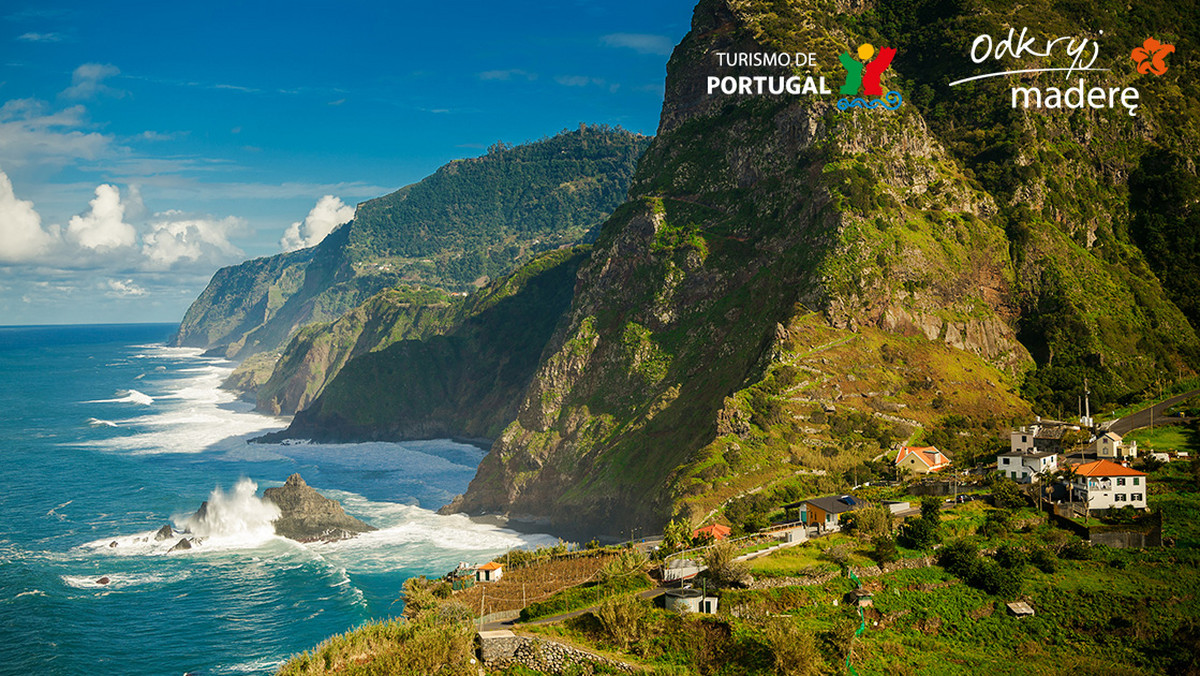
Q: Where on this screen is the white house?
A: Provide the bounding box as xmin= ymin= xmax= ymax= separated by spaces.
xmin=997 ymin=450 xmax=1058 ymax=483
xmin=476 ymin=562 xmax=504 ymax=582
xmin=895 ymin=446 xmax=950 ymax=474
xmin=1096 ymin=431 xmax=1138 ymax=460
xmin=1071 ymin=459 xmax=1148 ymax=511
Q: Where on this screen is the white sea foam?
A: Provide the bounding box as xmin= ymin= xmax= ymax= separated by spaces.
xmin=61 ymin=572 xmax=191 ymax=589
xmin=88 ymin=389 xmax=154 ymax=405
xmin=175 ymin=478 xmax=281 ymax=547
xmin=14 ymin=590 xmax=45 ymax=598
xmin=87 ymin=418 xmax=118 ymax=428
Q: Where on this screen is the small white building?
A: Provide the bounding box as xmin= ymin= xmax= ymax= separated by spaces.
xmin=1071 ymin=459 xmax=1148 ymax=511
xmin=664 ymin=588 xmax=718 ymax=614
xmin=475 ymin=562 xmax=504 ymax=582
xmin=997 ymin=450 xmax=1058 ymax=483
xmin=1096 ymin=431 xmax=1138 ymax=460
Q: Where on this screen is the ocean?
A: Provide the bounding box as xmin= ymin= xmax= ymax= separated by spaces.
xmin=0 ymin=324 xmax=553 ymax=675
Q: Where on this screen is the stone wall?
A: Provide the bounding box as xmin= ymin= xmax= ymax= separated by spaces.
xmin=478 ymin=630 xmax=635 ymax=674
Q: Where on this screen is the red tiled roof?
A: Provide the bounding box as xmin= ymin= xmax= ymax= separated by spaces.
xmin=693 ymin=524 xmax=731 ymax=540
xmin=896 ymin=446 xmax=949 ymax=469
xmin=477 ymin=562 xmax=503 ymax=571
xmin=1074 ymin=459 xmax=1146 ymax=477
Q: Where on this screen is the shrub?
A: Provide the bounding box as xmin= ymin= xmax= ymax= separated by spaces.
xmin=937 ymin=539 xmax=979 ymax=577
xmin=1029 ymin=547 xmax=1058 ymax=573
xmin=979 ymin=509 xmax=1014 ymax=539
xmin=594 ymin=595 xmax=649 ymax=651
xmin=1060 ymin=540 xmax=1095 ymax=560
xmin=762 ymin=618 xmax=823 ymax=676
xmin=995 ymin=544 xmax=1028 ymax=570
xmin=842 ymin=506 xmax=893 ymax=539
xmin=969 ymin=560 xmax=1022 ymax=597
xmin=898 ymin=514 xmax=940 ymax=549
xmin=991 ymin=477 xmax=1026 ymax=509
xmin=705 ymin=541 xmax=751 ymax=587
xmin=871 ymin=535 xmax=899 ymax=565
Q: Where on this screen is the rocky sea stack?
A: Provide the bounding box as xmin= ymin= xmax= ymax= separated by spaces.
xmin=262 ymin=474 xmax=376 ymax=542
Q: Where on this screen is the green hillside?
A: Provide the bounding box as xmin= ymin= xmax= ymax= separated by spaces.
xmin=173 ymin=126 xmax=650 ymax=359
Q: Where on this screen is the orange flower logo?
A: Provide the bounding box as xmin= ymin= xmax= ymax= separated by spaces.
xmin=1131 ymin=38 xmax=1174 ymax=76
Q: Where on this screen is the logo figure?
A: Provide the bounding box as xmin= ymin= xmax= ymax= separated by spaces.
xmin=837 ymin=43 xmax=902 ymax=111
xmin=1131 ymin=38 xmax=1174 ymax=76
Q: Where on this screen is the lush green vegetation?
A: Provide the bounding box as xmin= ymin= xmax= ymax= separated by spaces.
xmin=274 ymin=248 xmax=588 ymax=443
xmin=176 ymin=127 xmax=648 ymax=358
xmin=518 ymin=574 xmax=653 ymax=622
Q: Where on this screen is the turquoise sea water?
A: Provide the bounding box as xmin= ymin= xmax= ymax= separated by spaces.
xmin=0 ymin=324 xmax=551 ymax=675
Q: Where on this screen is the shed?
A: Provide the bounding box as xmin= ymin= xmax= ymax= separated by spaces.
xmin=845 ymin=588 xmax=873 ymax=608
xmin=1006 ymin=602 xmax=1035 ymax=618
xmin=662 ymin=558 xmax=704 ymax=583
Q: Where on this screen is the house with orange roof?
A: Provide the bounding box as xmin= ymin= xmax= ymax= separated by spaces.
xmin=693 ymin=524 xmax=731 ymax=541
xmin=1071 ymin=459 xmax=1148 ymax=511
xmin=475 ymin=561 xmax=504 ymax=582
xmin=895 ymin=446 xmax=951 ymax=474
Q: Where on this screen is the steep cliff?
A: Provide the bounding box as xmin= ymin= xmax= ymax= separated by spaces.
xmin=441 ymin=0 xmax=1197 ymax=535
xmin=255 ymin=286 xmax=459 ymax=415
xmin=261 ymin=248 xmax=587 ymax=443
xmin=173 ymin=127 xmax=651 ymax=359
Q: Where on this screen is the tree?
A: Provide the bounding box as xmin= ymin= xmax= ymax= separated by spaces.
xmin=991 ymin=476 xmax=1025 ymax=509
xmin=704 ymin=541 xmax=750 ymax=587
xmin=663 ymin=518 xmax=693 ymax=551
xmin=920 ymin=496 xmax=942 ymax=522
xmin=842 ymin=505 xmax=893 ymax=538
xmin=595 ymin=596 xmax=649 ymax=651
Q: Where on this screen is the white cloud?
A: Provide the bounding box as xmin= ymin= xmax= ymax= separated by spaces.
xmin=600 ymin=33 xmax=674 ymax=56
xmin=280 ymin=195 xmax=355 ymax=252
xmin=66 ymin=184 xmax=136 ymax=251
xmin=141 ymin=211 xmax=244 ymax=269
xmin=106 ymin=278 xmax=146 ymax=296
xmin=18 ymin=32 xmax=63 ymax=42
xmin=61 ymin=63 xmax=124 ymax=99
xmin=478 ymin=69 xmax=537 ymax=81
xmin=0 ymin=167 xmax=56 ymax=263
xmin=0 ymin=98 xmax=113 ymax=168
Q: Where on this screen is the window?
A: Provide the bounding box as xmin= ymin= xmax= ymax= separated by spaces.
xmin=1022 ymin=436 xmax=1028 ymax=443
xmin=1117 ymin=477 xmax=1126 ymax=486
xmin=1012 ymin=471 xmax=1018 ymax=479
xmin=1002 ymin=458 xmax=1011 ymax=465
xmin=1133 ymin=477 xmax=1140 ymax=486
xmin=1115 ymin=494 xmax=1126 ymax=502
xmin=1132 ymin=493 xmax=1143 ymax=501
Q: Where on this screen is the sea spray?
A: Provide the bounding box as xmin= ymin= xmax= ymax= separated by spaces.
xmin=176 ymin=478 xmax=281 ymax=545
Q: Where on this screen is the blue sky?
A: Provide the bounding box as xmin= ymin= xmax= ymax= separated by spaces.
xmin=0 ymin=0 xmax=695 ymax=324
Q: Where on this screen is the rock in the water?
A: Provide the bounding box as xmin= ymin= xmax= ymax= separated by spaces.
xmin=262 ymin=473 xmax=375 ymax=542
xmin=95 ymin=576 xmax=111 ymax=585
xmin=154 ymin=524 xmax=174 ymax=541
xmin=168 ymin=538 xmax=193 ymax=553
xmin=108 ymin=541 xmax=118 ymax=548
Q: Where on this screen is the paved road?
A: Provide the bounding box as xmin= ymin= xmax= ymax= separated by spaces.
xmin=1107 ymin=388 xmax=1200 ymax=435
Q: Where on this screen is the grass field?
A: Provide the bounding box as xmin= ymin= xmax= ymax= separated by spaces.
xmin=1127 ymin=425 xmax=1200 ymax=454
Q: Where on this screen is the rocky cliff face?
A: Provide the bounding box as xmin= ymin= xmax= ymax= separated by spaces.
xmin=262 ymin=474 xmax=375 ymax=542
xmin=255 ymin=286 xmax=459 ymax=415
xmin=174 ymin=127 xmax=650 ymax=359
xmin=442 ymin=0 xmax=1198 ymax=535
xmin=262 ymin=248 xmax=588 ymax=443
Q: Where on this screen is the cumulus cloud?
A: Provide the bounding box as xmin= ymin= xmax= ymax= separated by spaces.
xmin=280 ymin=195 xmax=355 ymax=252
xmin=141 ymin=211 xmax=244 ymax=269
xmin=600 ymin=33 xmax=674 ymax=56
xmin=66 ymin=184 xmax=137 ymax=251
xmin=61 ymin=63 xmax=124 ymax=99
xmin=0 ymin=168 xmax=57 ymax=263
xmin=0 ymin=171 xmax=244 ymax=272
xmin=106 ymin=278 xmax=146 ymax=297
